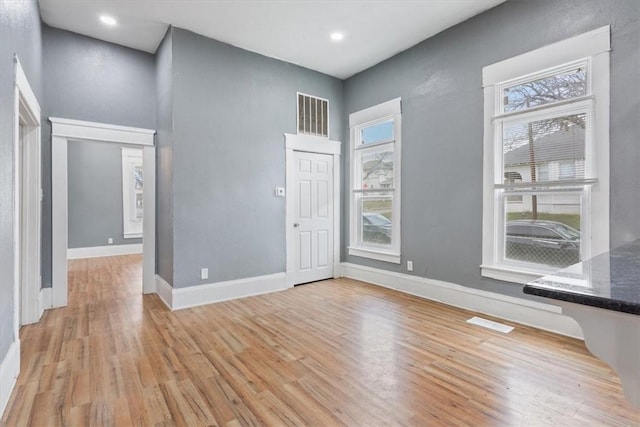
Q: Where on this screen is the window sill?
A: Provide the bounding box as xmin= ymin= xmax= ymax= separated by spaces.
xmin=349 ymin=247 xmax=401 ymax=264
xmin=480 ymin=264 xmax=545 ymax=284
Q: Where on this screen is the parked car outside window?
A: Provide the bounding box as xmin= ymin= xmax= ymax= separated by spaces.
xmin=506 ymin=220 xmax=580 ymax=267
xmin=362 ymin=213 xmax=392 ymax=245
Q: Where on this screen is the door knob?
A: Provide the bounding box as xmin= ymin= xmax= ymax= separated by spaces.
xmin=293 ymin=223 xmax=300 ymax=228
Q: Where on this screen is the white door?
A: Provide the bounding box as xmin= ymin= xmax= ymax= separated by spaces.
xmin=292 ymin=151 xmax=333 ymax=285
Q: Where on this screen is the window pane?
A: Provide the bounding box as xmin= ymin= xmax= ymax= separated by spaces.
xmin=504 ymin=171 xmax=522 ymax=203
xmin=505 ymin=193 xmax=581 ymax=268
xmin=503 ymin=67 xmax=587 ymax=112
xmin=537 ymin=164 xmax=549 ymax=181
xmin=503 ymin=113 xmax=586 ymax=184
xmin=559 ymin=161 xmax=576 ymax=179
xmin=361 ymin=149 xmax=393 ymax=189
xmin=361 ymin=121 xmax=394 ymax=144
xmin=361 ymin=198 xmax=392 ymax=245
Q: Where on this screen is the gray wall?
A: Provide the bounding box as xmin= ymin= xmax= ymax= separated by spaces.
xmin=343 ymin=0 xmax=640 ymax=298
xmin=67 ymin=141 xmax=143 ymax=248
xmin=166 ymin=28 xmax=343 ymax=287
xmin=42 ymin=25 xmax=156 ymax=286
xmin=156 ymin=28 xmax=174 ymax=284
xmin=0 ymin=0 xmax=42 ymax=364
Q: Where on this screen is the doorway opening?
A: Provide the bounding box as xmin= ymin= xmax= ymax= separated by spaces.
xmin=65 ymin=141 xmax=146 ymax=298
xmin=50 ymin=118 xmax=155 ymax=309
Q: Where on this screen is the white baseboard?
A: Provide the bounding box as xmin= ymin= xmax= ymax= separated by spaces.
xmin=155 ymin=272 xmax=290 ymax=311
xmin=341 ymin=262 xmax=583 ymax=339
xmin=155 ymin=274 xmax=173 ymax=309
xmin=67 ymin=243 xmax=143 ymax=260
xmin=0 ymin=340 xmax=20 ymax=419
xmin=39 ymin=287 xmax=52 ymax=318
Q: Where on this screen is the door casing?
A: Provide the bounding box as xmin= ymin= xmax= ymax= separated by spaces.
xmin=13 ymin=56 xmax=42 ymax=328
xmin=284 ymin=133 xmax=341 ymax=287
xmin=50 ymin=118 xmax=156 ymax=308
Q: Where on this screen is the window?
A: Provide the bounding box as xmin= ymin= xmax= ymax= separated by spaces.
xmin=122 ymin=148 xmax=143 ymax=238
xmin=349 ymin=98 xmax=401 ymax=263
xmin=481 ymin=26 xmax=610 ymax=283
xmin=537 ymin=164 xmax=549 ymax=181
xmin=504 ymin=172 xmax=523 ymax=203
xmin=559 ymin=161 xmax=576 ymax=180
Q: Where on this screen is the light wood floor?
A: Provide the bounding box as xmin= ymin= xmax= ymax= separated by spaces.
xmin=2 ymin=255 xmax=639 ymax=426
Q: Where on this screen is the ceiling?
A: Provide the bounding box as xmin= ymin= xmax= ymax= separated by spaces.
xmin=38 ymin=0 xmax=505 ymax=79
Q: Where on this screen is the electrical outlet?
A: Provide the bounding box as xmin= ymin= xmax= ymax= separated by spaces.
xmin=201 ymin=268 xmax=209 ymax=280
xmin=407 ymin=260 xmax=413 ymax=271
xmin=108 ymin=237 xmax=113 ymax=244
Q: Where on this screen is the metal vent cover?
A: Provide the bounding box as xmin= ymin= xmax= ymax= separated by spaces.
xmin=297 ymin=93 xmax=329 ymax=138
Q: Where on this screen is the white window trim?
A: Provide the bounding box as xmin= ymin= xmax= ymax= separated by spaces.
xmin=481 ymin=26 xmax=610 ymax=284
xmin=348 ymin=98 xmax=402 ymax=264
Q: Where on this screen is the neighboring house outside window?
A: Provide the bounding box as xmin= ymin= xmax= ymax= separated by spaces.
xmin=349 ymin=98 xmax=402 ymax=264
xmin=504 ymin=171 xmax=523 ymax=203
xmin=559 ymin=161 xmax=576 ymax=180
xmin=537 ymin=163 xmax=550 ymax=182
xmin=481 ymin=26 xmax=610 ymax=283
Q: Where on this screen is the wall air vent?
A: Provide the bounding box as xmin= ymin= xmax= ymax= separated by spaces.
xmin=297 ymin=92 xmax=329 ymax=138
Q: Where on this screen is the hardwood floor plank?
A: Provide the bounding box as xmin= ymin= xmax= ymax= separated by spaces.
xmin=2 ymin=254 xmax=639 ymax=426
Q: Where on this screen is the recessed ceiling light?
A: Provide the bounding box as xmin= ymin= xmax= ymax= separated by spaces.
xmin=99 ymin=15 xmax=117 ymax=26
xmin=330 ymin=32 xmax=344 ymax=42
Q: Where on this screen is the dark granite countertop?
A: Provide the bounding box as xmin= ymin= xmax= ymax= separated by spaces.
xmin=523 ymin=239 xmax=640 ymax=315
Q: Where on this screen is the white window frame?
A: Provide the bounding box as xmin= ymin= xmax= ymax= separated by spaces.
xmin=481 ymin=26 xmax=610 ymax=284
xmin=348 ymin=98 xmax=402 ymax=264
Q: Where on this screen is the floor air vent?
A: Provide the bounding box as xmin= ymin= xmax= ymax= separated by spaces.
xmin=466 ymin=316 xmax=514 ymax=333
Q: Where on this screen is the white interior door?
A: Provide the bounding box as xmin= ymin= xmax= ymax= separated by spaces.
xmin=292 ymin=151 xmax=334 ymax=285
